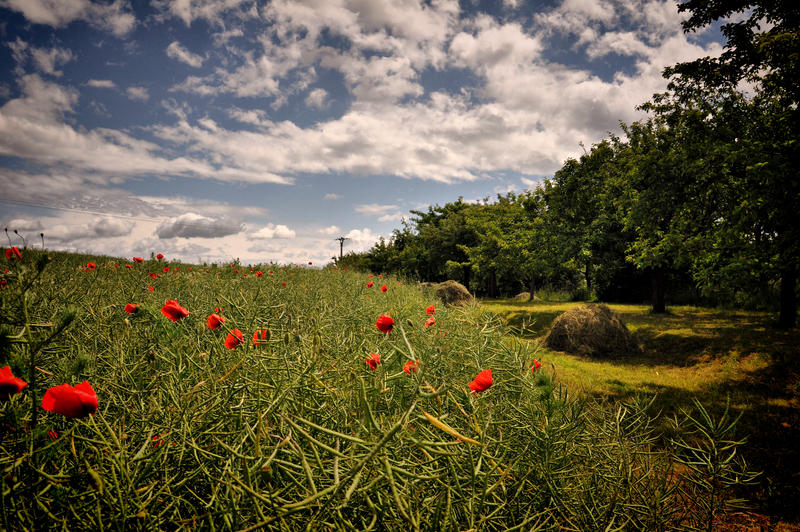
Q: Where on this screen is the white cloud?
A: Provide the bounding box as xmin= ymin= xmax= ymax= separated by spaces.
xmin=0 ymin=0 xmax=136 ymax=36
xmin=305 ymin=88 xmax=328 ymax=109
xmin=321 ymin=225 xmax=340 ymax=235
xmin=520 ymin=177 xmax=541 ymax=189
xmin=166 ymin=41 xmax=204 ymax=68
xmin=323 ymin=193 xmax=340 ymax=200
xmin=87 ymin=79 xmax=115 ymax=88
xmin=156 ymin=213 xmax=243 ymax=239
xmin=354 ymin=203 xmax=399 ymax=217
xmin=251 ymin=223 xmax=296 ymax=239
xmin=126 ymin=86 xmax=149 ymax=101
xmin=8 ymin=40 xmax=75 ymax=76
xmin=154 ymin=0 xmax=255 ymax=26
xmin=345 ymin=227 xmax=381 ymax=252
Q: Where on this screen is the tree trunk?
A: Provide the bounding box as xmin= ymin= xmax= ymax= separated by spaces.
xmin=585 ymin=263 xmax=592 ymax=296
xmin=651 ymin=267 xmax=666 ymax=313
xmin=487 ymin=268 xmax=498 ymax=298
xmin=778 ymin=263 xmax=797 ymax=329
xmin=529 ymin=278 xmax=537 ymax=301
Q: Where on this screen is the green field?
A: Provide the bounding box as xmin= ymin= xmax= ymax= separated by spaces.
xmin=1 ymin=250 xmax=795 ymax=529
xmin=482 ymin=298 xmax=800 ymax=528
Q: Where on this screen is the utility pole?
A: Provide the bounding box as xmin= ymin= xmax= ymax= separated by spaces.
xmin=335 ymin=237 xmax=349 ymax=259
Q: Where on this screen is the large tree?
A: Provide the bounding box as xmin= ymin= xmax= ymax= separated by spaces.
xmin=666 ymin=0 xmax=800 ymax=327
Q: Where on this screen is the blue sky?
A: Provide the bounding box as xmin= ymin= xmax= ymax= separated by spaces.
xmin=0 ymin=0 xmax=723 ymax=265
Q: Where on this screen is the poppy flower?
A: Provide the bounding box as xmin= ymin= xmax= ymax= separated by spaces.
xmin=205 ymin=269 xmax=210 ymax=273
xmin=47 ymin=430 xmax=59 ymax=440
xmin=41 ymin=381 xmax=98 ymax=418
xmin=4 ymin=247 xmax=21 ymax=260
xmin=469 ymin=369 xmax=493 ymax=394
xmin=163 ymin=267 xmax=170 ymax=273
xmin=281 ymin=282 xmax=287 ymax=287
xmin=124 ymin=303 xmax=139 ymax=314
xmin=149 ymin=272 xmax=159 ymax=279
xmin=156 ymin=253 xmax=164 ymax=260
xmin=403 ymin=360 xmax=419 ymax=374
xmin=426 ymin=305 xmax=435 ymax=315
xmin=531 ymin=359 xmax=542 ymax=372
xmin=376 ymin=314 xmax=394 ymax=333
xmin=147 ymin=285 xmax=154 ymax=292
xmin=366 ymin=281 xmax=374 ymax=288
xmin=133 ymin=257 xmax=143 ymax=263
xmin=0 ymin=366 xmax=27 ymax=400
xmin=225 ymin=329 xmax=244 ymax=349
xmin=126 ymin=264 xmax=132 ymax=269
xmin=161 ymin=299 xmax=189 ymax=322
xmin=365 ymin=352 xmax=381 ymax=370
xmin=234 ymin=269 xmax=239 ymax=274
xmin=308 ymin=261 xmax=312 ymax=265
xmin=206 ymin=313 xmax=225 ymax=329
xmin=252 ymin=328 xmax=269 ymax=344
xmin=368 ymin=274 xmax=374 ymax=278
xmin=424 ymin=316 xmax=436 ymax=328
xmin=268 ymin=270 xmax=273 ymax=275
xmin=152 ymin=434 xmax=164 ymax=448
xmin=0 ymin=279 xmax=7 ymax=289
xmin=256 ymin=270 xmax=263 ymax=277
xmin=381 ymin=285 xmax=388 ymax=292
xmin=85 ymin=262 xmax=97 ymax=271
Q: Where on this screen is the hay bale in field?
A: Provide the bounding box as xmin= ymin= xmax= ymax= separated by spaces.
xmin=544 ymin=304 xmax=641 ymax=357
xmin=432 ymin=280 xmax=473 ymax=306
xmin=514 ymin=292 xmax=531 ymax=302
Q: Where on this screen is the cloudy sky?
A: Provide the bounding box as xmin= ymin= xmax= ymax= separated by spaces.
xmin=0 ymin=0 xmax=723 ymax=265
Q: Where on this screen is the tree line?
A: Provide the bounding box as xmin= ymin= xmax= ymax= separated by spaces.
xmin=337 ymin=0 xmax=798 ymax=328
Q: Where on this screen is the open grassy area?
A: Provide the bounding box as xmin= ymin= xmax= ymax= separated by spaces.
xmin=482 ymin=298 xmax=800 ymax=526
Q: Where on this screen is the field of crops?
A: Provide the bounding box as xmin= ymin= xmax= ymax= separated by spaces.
xmin=1 ymin=249 xmax=757 ymax=530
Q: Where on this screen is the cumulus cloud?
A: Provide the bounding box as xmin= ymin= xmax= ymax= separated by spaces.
xmin=47 ymin=217 xmax=131 ymax=241
xmin=323 ymin=193 xmax=341 ymax=200
xmin=1 ymin=0 xmax=136 ymax=36
xmin=156 ymin=213 xmax=243 ymax=239
xmin=126 ymin=86 xmax=149 ymax=101
xmin=8 ymin=40 xmax=76 ymax=76
xmin=305 ymin=88 xmax=328 ymax=109
xmin=320 ymin=225 xmax=340 ymax=235
xmin=166 ymin=41 xmax=204 ymax=68
xmin=250 ymin=223 xmax=296 ymax=239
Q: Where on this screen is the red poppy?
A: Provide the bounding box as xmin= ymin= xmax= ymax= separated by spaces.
xmin=156 ymin=253 xmax=164 ymax=260
xmin=133 ymin=257 xmax=143 ymax=263
xmin=365 ymin=352 xmax=381 ymax=370
xmin=161 ymin=299 xmax=189 ymax=322
xmin=234 ymin=269 xmax=239 ymax=274
xmin=4 ymin=247 xmax=21 ymax=260
xmin=403 ymin=360 xmax=419 ymax=374
xmin=469 ymin=369 xmax=493 ymax=394
xmin=268 ymin=270 xmax=273 ymax=275
xmin=308 ymin=261 xmax=312 ymax=265
xmin=252 ymin=328 xmax=269 ymax=344
xmin=163 ymin=267 xmax=170 ymax=273
xmin=366 ymin=281 xmax=374 ymax=288
xmin=147 ymin=285 xmax=154 ymax=292
xmin=0 ymin=279 xmax=7 ymax=289
xmin=126 ymin=264 xmax=132 ymax=268
xmin=379 ymin=274 xmax=383 ymax=278
xmin=426 ymin=305 xmax=435 ymax=315
xmin=256 ymin=270 xmax=263 ymax=277
xmin=41 ymin=381 xmax=98 ymax=418
xmin=368 ymin=274 xmax=374 ymax=278
xmin=281 ymin=281 xmax=287 ymax=287
xmin=0 ymin=365 xmax=27 ymax=400
xmin=376 ymin=314 xmax=394 ymax=333
xmin=124 ymin=303 xmax=139 ymax=314
xmin=424 ymin=316 xmax=435 ymax=328
xmin=381 ymin=284 xmax=388 ymax=292
xmin=225 ymin=329 xmax=244 ymax=349
xmin=149 ymin=272 xmax=159 ymax=279
xmin=206 ymin=313 xmax=226 ymax=329
xmin=152 ymin=434 xmax=164 ymax=448
xmin=47 ymin=430 xmax=59 ymax=440
xmin=531 ymin=359 xmax=542 ymax=372
xmin=205 ymin=269 xmax=210 ymax=273
xmin=85 ymin=262 xmax=97 ymax=271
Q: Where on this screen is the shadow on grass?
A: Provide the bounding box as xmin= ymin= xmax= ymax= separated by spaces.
xmin=483 ymin=299 xmax=800 ymax=524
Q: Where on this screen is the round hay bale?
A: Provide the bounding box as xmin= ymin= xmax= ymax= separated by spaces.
xmin=432 ymin=280 xmax=473 ymax=306
xmin=543 ymin=304 xmax=641 ymax=357
xmin=514 ymin=292 xmax=531 ymax=302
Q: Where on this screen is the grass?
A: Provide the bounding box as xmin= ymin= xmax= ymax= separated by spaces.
xmin=0 ymin=250 xmax=788 ymax=529
xmin=482 ymin=297 xmax=800 ymax=526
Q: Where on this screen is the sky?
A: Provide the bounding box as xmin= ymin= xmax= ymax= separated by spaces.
xmin=0 ymin=0 xmax=724 ymax=266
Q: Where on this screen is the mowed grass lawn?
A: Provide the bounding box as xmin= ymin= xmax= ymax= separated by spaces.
xmin=482 ymin=298 xmax=800 ymax=525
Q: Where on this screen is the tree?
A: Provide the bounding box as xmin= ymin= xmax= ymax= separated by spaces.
xmin=666 ymin=0 xmax=799 ymax=326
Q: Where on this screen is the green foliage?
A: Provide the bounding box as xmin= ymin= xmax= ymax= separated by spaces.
xmin=0 ymin=250 xmax=760 ymax=529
